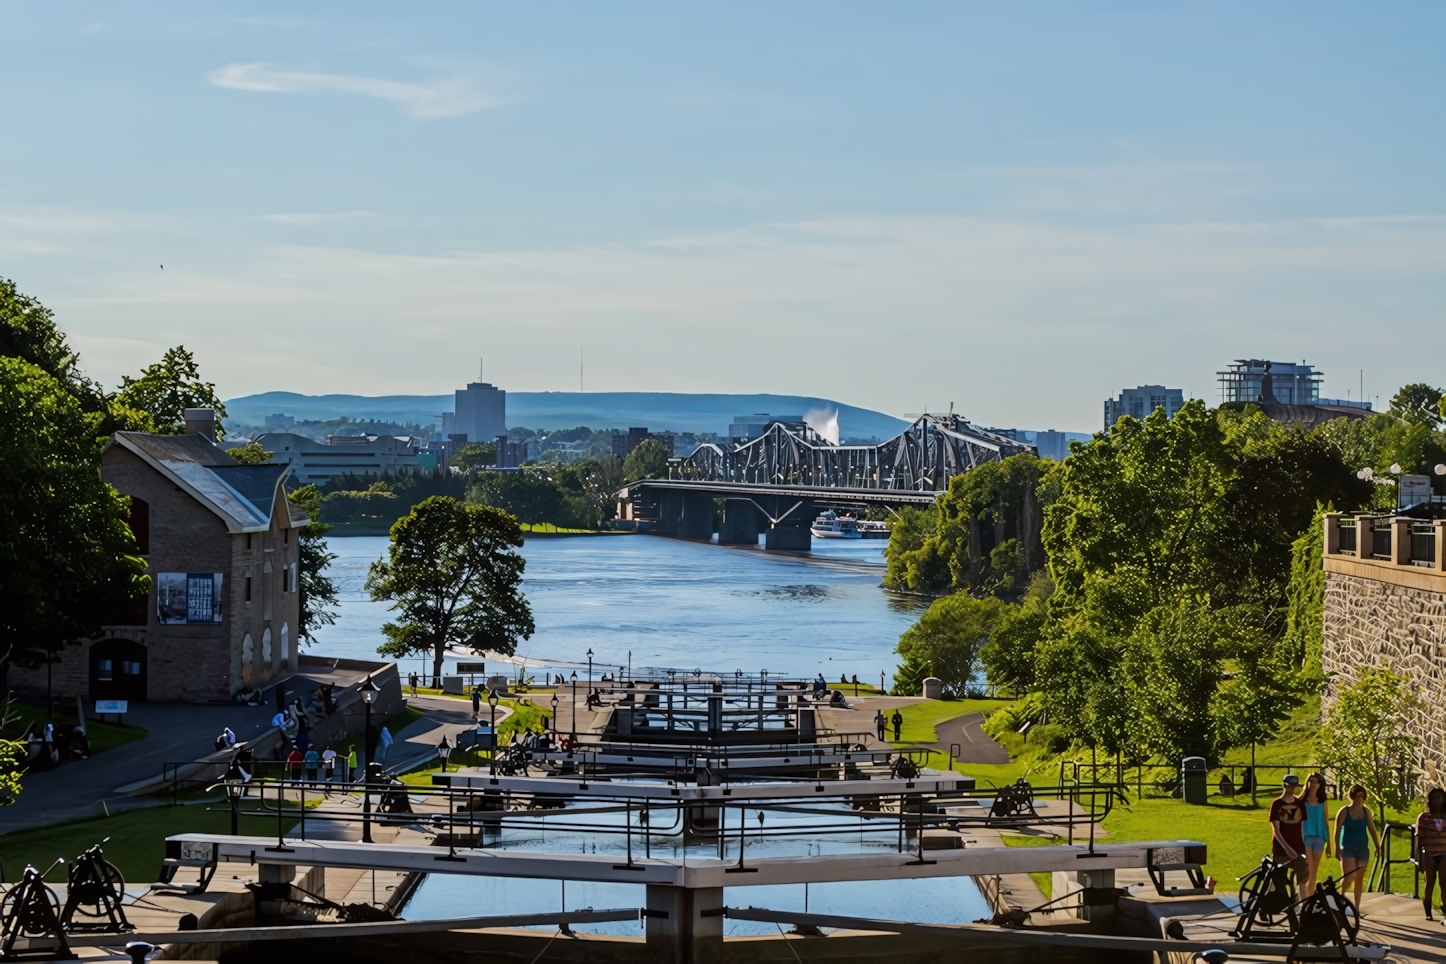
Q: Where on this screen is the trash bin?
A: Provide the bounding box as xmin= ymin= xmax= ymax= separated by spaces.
xmin=1182 ymin=756 xmax=1208 ymax=805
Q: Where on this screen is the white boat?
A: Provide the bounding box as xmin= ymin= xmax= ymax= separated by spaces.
xmin=856 ymin=520 xmax=891 ymax=539
xmin=811 ymin=510 xmax=861 ymax=539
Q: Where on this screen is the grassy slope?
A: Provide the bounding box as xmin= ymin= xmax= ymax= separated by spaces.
xmin=887 ymin=698 xmax=1011 ymax=747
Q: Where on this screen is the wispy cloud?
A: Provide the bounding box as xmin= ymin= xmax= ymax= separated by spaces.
xmin=206 ymin=62 xmax=507 ymax=118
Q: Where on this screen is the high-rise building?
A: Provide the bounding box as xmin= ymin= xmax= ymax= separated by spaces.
xmin=453 ymin=381 xmax=506 ymax=443
xmin=1217 ymin=359 xmax=1321 ymax=407
xmin=1104 ymin=386 xmax=1186 ymax=430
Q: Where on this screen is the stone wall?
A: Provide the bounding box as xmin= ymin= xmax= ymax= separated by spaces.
xmin=1322 ymin=568 xmax=1446 ymax=795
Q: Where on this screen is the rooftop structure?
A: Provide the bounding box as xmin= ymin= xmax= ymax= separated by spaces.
xmin=247 ymin=432 xmax=427 ymax=485
xmin=1217 ymin=359 xmax=1320 ymax=406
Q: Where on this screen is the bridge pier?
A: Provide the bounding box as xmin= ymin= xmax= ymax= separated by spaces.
xmin=764 ymin=500 xmax=813 ymax=552
xmin=718 ymin=499 xmax=762 ymax=545
xmin=646 ymin=884 xmax=723 ymax=964
xmin=657 ymin=490 xmax=715 ymax=541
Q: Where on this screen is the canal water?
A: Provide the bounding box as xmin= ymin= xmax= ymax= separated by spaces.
xmin=311 ymin=534 xmax=992 ymax=930
xmin=310 ymin=534 xmax=928 ymax=684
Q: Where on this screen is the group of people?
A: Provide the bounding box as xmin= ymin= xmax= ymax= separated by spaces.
xmin=1269 ymin=773 xmax=1446 ymax=921
xmin=283 ymin=743 xmax=360 ymax=785
xmin=874 ymin=708 xmax=903 ymax=742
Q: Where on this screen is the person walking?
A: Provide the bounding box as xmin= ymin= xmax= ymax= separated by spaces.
xmin=874 ymin=710 xmax=887 ymax=742
xmin=1417 ymin=787 xmax=1446 ymax=921
xmin=1300 ymin=772 xmax=1331 ymax=898
xmin=286 ymin=747 xmax=303 ymax=782
xmin=303 ymin=746 xmax=320 ymax=784
xmin=346 ymin=744 xmax=358 ymax=782
xmin=890 ymin=709 xmax=904 ymax=742
xmin=1335 ymin=784 xmax=1381 ymax=913
xmin=1269 ymin=775 xmax=1307 ymax=880
xmin=472 ymin=686 xmax=482 ymax=719
xmin=379 ymin=725 xmax=393 ymax=761
xmin=321 ymin=747 xmax=337 ymax=786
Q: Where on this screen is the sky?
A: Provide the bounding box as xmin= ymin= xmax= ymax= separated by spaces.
xmin=2 ymin=3 xmax=1444 ymax=433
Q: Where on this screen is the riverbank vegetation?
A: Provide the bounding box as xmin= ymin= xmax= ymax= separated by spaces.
xmin=887 ymin=387 xmax=1446 ymax=812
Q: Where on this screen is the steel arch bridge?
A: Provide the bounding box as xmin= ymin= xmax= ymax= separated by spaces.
xmin=671 ymin=415 xmax=1029 ymax=493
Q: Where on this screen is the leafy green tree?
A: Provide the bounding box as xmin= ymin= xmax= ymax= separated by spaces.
xmin=228 ymin=442 xmax=273 ymax=465
xmin=287 ymin=484 xmax=338 ymax=641
xmin=365 ymin=496 xmax=534 ymax=683
xmin=892 ymin=594 xmax=1005 ymax=697
xmin=1121 ymin=601 xmax=1233 ymax=762
xmin=1390 ymin=382 xmax=1444 ymax=428
xmin=468 ymin=470 xmax=565 ymax=525
xmin=1282 ymin=511 xmax=1327 ymax=672
xmin=451 ymin=442 xmax=497 ymax=471
xmin=980 ymin=572 xmax=1053 ymax=692
xmin=1317 ymin=666 xmax=1424 ymax=811
xmin=622 ymin=437 xmax=671 ymax=482
xmin=113 ymin=346 xmax=227 ymax=436
xmin=0 ymin=357 xmax=149 ymax=687
xmin=319 ymin=481 xmax=399 ymax=524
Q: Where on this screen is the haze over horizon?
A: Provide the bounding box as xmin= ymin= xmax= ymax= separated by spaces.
xmin=3 ymin=3 xmax=1444 ymax=434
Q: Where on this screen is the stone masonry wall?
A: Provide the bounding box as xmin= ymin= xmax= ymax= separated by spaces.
xmin=1322 ymin=570 xmax=1446 ymax=795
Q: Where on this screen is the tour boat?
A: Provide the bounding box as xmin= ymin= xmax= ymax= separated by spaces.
xmin=856 ymin=520 xmax=891 ymax=539
xmin=811 ymin=510 xmax=862 ymax=539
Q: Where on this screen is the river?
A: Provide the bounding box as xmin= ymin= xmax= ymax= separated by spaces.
xmin=310 ymin=533 xmax=928 ymax=684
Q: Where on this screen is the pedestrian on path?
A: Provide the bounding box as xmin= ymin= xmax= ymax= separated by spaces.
xmin=286 ymin=747 xmax=303 ymax=781
xmin=890 ymin=709 xmax=903 ymax=742
xmin=1300 ymin=773 xmax=1331 ymax=899
xmin=409 ymin=672 xmax=419 ymax=695
xmin=874 ymin=710 xmax=887 ymax=742
xmin=1269 ymin=775 xmax=1307 ymax=880
xmin=1418 ymin=787 xmax=1446 ymax=921
xmin=321 ymin=747 xmax=337 ymax=785
xmin=1334 ymin=784 xmax=1380 ymax=912
xmin=303 ymin=747 xmax=320 ymax=783
xmin=472 ymin=687 xmax=481 ymax=718
xmin=346 ymin=745 xmax=358 ymax=782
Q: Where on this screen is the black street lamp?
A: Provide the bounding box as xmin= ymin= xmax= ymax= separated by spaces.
xmin=359 ymin=676 xmax=379 ymax=843
xmin=550 ymin=694 xmax=559 ymax=738
xmin=487 ymin=689 xmax=499 ymax=775
xmin=570 ymin=671 xmax=578 ymax=740
xmin=586 ymin=649 xmax=594 ymax=690
xmin=437 ymin=735 xmax=452 ymax=774
xmin=222 ymin=758 xmax=248 ymax=835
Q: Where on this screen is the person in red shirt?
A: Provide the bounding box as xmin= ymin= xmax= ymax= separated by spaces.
xmin=286 ymin=747 xmax=303 ymax=781
xmin=1417 ymin=787 xmax=1446 ymax=921
xmin=1270 ymin=774 xmax=1307 ymax=876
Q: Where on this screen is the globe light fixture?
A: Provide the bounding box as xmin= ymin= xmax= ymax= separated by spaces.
xmin=1390 ymin=463 xmax=1402 ymax=475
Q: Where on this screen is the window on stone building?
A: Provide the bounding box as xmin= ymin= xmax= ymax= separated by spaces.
xmin=129 ymin=498 xmax=150 ymax=555
xmin=96 ymin=659 xmax=113 ymax=681
xmin=283 ymin=528 xmax=289 ymax=544
xmin=122 ymin=661 xmax=141 ymax=677
xmin=245 ymin=576 xmax=253 ymax=602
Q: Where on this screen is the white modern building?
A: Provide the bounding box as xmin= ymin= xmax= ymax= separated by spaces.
xmin=1103 ymin=386 xmax=1186 ymax=431
xmin=245 ymin=433 xmax=429 ymax=485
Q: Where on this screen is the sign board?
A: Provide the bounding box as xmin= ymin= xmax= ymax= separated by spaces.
xmin=95 ymin=700 xmax=128 ymax=714
xmin=157 ymin=572 xmax=224 ymax=625
xmin=455 ymin=661 xmax=487 ymax=673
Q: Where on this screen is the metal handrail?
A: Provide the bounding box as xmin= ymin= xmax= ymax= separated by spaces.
xmin=1370 ymin=822 xmax=1419 ymax=898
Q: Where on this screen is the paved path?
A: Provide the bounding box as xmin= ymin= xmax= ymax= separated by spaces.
xmin=0 ymin=701 xmax=278 ymax=835
xmin=930 ymin=710 xmax=1011 ymax=764
xmin=378 ymin=693 xmax=509 ymax=775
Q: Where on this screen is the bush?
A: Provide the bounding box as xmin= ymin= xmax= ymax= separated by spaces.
xmin=1025 ymin=722 xmax=1071 ymax=754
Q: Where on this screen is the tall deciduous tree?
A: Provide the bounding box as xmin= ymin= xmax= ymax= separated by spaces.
xmin=113 ymin=346 xmax=228 ymax=436
xmin=287 ymin=484 xmax=338 ymax=642
xmin=365 ymin=496 xmax=534 ymax=683
xmin=0 ymin=357 xmax=149 ymax=686
xmin=1317 ymin=666 xmax=1424 ymax=811
xmin=893 ymin=594 xmax=1004 ymax=697
xmin=622 ymin=437 xmax=671 ymax=482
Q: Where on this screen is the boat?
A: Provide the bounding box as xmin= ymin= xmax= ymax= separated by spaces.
xmin=811 ymin=510 xmax=861 ymax=539
xmin=856 ymin=520 xmax=891 ymax=539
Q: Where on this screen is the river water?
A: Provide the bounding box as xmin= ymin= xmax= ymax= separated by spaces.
xmin=310 ymin=533 xmax=928 ymax=683
xmin=312 ymin=533 xmax=993 ymax=930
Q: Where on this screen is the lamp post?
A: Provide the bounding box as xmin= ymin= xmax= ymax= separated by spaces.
xmin=487 ymin=690 xmax=499 ymax=775
xmin=359 ymin=676 xmax=379 ymax=843
xmin=586 ymin=649 xmax=594 ymax=691
xmin=570 ymin=672 xmax=578 ymax=740
xmin=437 ymin=735 xmax=452 ymax=774
xmin=550 ymin=694 xmax=559 ymax=738
xmin=223 ymin=759 xmax=247 ymax=835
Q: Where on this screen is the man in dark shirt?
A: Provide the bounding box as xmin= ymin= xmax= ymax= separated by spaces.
xmin=1270 ymin=774 xmax=1307 ymax=870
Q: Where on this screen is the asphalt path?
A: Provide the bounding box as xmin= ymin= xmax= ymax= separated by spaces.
xmin=930 ymin=711 xmax=1011 ymax=764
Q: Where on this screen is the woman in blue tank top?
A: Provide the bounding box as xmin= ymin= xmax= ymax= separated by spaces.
xmin=1335 ymin=783 xmax=1381 ymax=912
xmin=1300 ymin=772 xmax=1331 ymax=899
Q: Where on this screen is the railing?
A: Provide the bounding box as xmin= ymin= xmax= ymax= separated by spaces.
xmin=1370 ymin=823 xmax=1419 ymax=898
xmin=1338 ymin=521 xmax=1357 ymax=554
xmin=1410 ymin=523 xmax=1436 ymax=566
xmin=1371 ymin=520 xmax=1393 ymax=559
xmin=1056 ymin=760 xmax=1345 ymax=801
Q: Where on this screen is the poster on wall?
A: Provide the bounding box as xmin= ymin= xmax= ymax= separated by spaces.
xmin=157 ymin=573 xmax=224 ymax=625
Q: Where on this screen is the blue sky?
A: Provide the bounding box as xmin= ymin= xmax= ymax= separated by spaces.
xmin=1 ymin=3 xmax=1443 ymax=432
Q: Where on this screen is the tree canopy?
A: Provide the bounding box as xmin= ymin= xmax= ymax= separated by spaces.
xmin=113 ymin=346 xmax=228 ymax=437
xmin=622 ymin=437 xmax=671 ymax=482
xmin=288 ymin=484 xmax=339 ymax=642
xmin=365 ymin=496 xmax=534 ymax=682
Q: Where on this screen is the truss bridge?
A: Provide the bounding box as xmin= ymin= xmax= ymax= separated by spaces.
xmin=618 ymin=415 xmax=1032 ymax=550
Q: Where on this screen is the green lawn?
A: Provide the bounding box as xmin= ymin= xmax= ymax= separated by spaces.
xmin=3 ymin=702 xmax=148 ymax=756
xmin=0 ymin=800 xmax=307 ymax=885
xmin=887 ymin=698 xmax=1012 ymax=747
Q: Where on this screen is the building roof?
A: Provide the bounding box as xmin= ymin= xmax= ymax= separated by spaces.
xmin=110 ymin=432 xmax=293 ymax=533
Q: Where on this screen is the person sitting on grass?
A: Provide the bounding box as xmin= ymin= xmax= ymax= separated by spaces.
xmin=1417 ymin=787 xmax=1446 ymax=922
xmin=1269 ymin=774 xmax=1307 ymax=880
xmin=1334 ymin=784 xmax=1381 ymax=915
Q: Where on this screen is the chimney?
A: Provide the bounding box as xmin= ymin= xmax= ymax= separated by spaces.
xmin=184 ymin=408 xmax=217 ymax=441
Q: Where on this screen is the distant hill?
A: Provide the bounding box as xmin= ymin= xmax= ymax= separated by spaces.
xmin=223 ymin=391 xmax=912 ymax=440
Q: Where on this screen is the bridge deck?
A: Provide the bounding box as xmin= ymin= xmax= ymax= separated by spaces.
xmin=619 ymin=479 xmax=940 ymax=506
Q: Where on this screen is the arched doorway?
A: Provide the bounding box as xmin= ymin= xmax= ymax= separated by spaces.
xmin=90 ymin=639 xmax=147 ymax=702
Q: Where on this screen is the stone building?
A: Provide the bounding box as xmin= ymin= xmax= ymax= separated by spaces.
xmin=11 ymin=410 xmax=306 ymax=703
xmin=1321 ymin=512 xmax=1446 ymax=794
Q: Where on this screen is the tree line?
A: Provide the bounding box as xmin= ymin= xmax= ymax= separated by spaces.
xmin=887 ymin=390 xmax=1446 ymax=767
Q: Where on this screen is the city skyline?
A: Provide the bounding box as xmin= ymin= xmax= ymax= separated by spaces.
xmin=2 ymin=3 xmax=1444 ymax=433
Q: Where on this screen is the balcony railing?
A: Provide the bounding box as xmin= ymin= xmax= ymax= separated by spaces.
xmin=1324 ymin=513 xmax=1445 ymax=577
xmin=1411 ymin=524 xmax=1437 ymax=566
xmin=1372 ymin=522 xmax=1393 ymax=560
xmin=1338 ymin=521 xmax=1357 ymax=554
